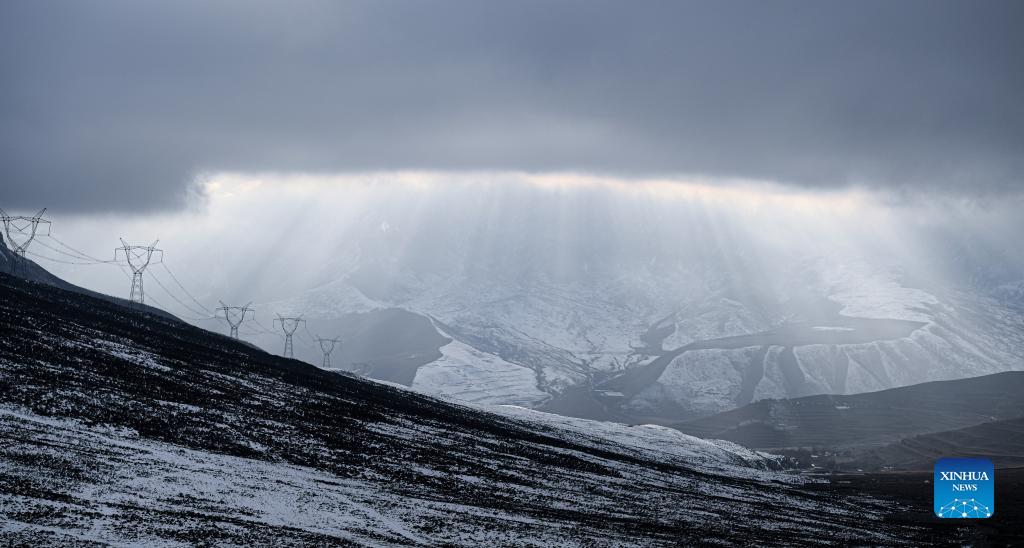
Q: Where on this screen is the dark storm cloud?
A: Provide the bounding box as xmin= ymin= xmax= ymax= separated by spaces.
xmin=1 ymin=0 xmax=1022 ymax=211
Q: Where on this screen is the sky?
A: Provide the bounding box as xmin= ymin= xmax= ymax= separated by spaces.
xmin=2 ymin=0 xmax=1023 ymax=213
xmin=16 ymin=174 xmax=1023 ymax=318
xmin=2 ymin=1 xmax=1023 ymax=328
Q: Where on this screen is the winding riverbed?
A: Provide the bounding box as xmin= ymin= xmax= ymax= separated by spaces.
xmin=541 ymin=314 xmax=926 ymax=424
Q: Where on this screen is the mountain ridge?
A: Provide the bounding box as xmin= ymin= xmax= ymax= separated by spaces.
xmin=673 ymin=371 xmax=1024 ymax=451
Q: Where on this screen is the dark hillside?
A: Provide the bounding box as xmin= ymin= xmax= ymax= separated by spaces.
xmin=675 ymin=372 xmax=1024 ymax=450
xmin=0 ymin=272 xmax=944 ymax=545
xmin=840 ymin=416 xmax=1024 ymax=471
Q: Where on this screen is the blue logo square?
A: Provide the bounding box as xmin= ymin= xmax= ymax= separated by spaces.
xmin=934 ymin=457 xmax=994 ymax=518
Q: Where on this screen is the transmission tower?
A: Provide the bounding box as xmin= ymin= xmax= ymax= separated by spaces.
xmin=0 ymin=208 xmax=51 ymax=273
xmin=114 ymin=238 xmax=163 ymax=305
xmin=316 ymin=336 xmax=342 ymax=368
xmin=216 ymin=301 xmax=254 ymax=339
xmin=273 ymin=314 xmax=306 ymax=358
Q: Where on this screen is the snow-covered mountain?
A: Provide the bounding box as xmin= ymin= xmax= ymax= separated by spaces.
xmin=260 ymin=212 xmax=1024 ymax=423
xmin=1 ymin=269 xmax=938 ymax=545
xmin=31 ymin=181 xmax=1020 ymax=424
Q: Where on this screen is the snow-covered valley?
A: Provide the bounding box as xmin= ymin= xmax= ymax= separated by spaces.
xmin=262 ymin=248 xmax=1024 ymax=423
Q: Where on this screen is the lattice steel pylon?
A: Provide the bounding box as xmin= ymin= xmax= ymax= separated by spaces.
xmin=114 ymin=238 xmax=163 ymax=305
xmin=316 ymin=336 xmax=342 ymax=369
xmin=216 ymin=301 xmax=254 ymax=339
xmin=273 ymin=314 xmax=306 ymax=358
xmin=0 ymin=208 xmax=51 ymax=273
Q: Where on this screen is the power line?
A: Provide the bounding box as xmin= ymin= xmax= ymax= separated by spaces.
xmin=297 ymin=328 xmax=317 ymax=346
xmin=302 ymin=323 xmax=319 ymax=343
xmin=32 ymin=238 xmax=119 ymax=264
xmin=21 ymin=226 xmax=301 ymax=349
xmin=146 ymin=269 xmax=208 ymax=318
xmin=237 ymin=323 xmax=271 ymax=338
xmin=48 ymin=234 xmax=114 ymax=264
xmin=143 ymin=292 xmax=169 ymax=311
xmin=160 ymin=262 xmax=211 ymax=313
xmin=181 ymin=314 xmax=219 ymax=322
xmin=26 ymin=250 xmax=99 ymax=265
xmin=45 ymin=233 xmax=212 ymax=317
xmin=251 ymin=317 xmax=277 ymax=335
xmin=3 ymin=213 xmax=197 ymax=318
xmin=29 ymin=244 xmax=190 ymax=318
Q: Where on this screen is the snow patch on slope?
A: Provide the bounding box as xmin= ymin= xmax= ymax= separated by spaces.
xmin=0 ymin=407 xmax=507 ymax=546
xmin=629 ymin=349 xmax=749 ymax=417
xmin=412 ymin=339 xmax=549 ymax=407
xmin=810 ymin=258 xmax=938 ymax=322
xmin=489 ymin=404 xmax=784 ymax=478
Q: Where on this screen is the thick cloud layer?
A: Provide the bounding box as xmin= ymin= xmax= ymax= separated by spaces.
xmin=2 ymin=0 xmax=1022 ymax=212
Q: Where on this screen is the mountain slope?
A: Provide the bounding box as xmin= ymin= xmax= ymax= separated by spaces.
xmin=673 ymin=372 xmax=1024 ymax=450
xmin=0 ymin=272 xmax=938 ymax=545
xmin=838 ymin=416 xmax=1024 ymax=471
xmin=262 ymin=237 xmax=1024 ymax=423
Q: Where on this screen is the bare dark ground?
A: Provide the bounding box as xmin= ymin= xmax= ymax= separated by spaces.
xmin=810 ymin=467 xmax=1024 ymax=546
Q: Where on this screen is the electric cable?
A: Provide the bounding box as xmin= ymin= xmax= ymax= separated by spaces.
xmin=159 ymin=262 xmax=212 ymax=313
xmin=47 ymin=234 xmax=123 ymax=264
xmin=32 ymin=239 xmax=117 ymax=264
xmin=145 ymin=269 xmax=209 ymax=318
xmin=251 ymin=317 xmax=277 ymax=335
xmin=26 ymin=250 xmax=98 ymax=265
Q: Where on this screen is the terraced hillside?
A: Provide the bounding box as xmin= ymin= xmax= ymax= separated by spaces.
xmin=840 ymin=417 xmax=1024 ymax=471
xmin=673 ymin=372 xmax=1024 ymax=450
